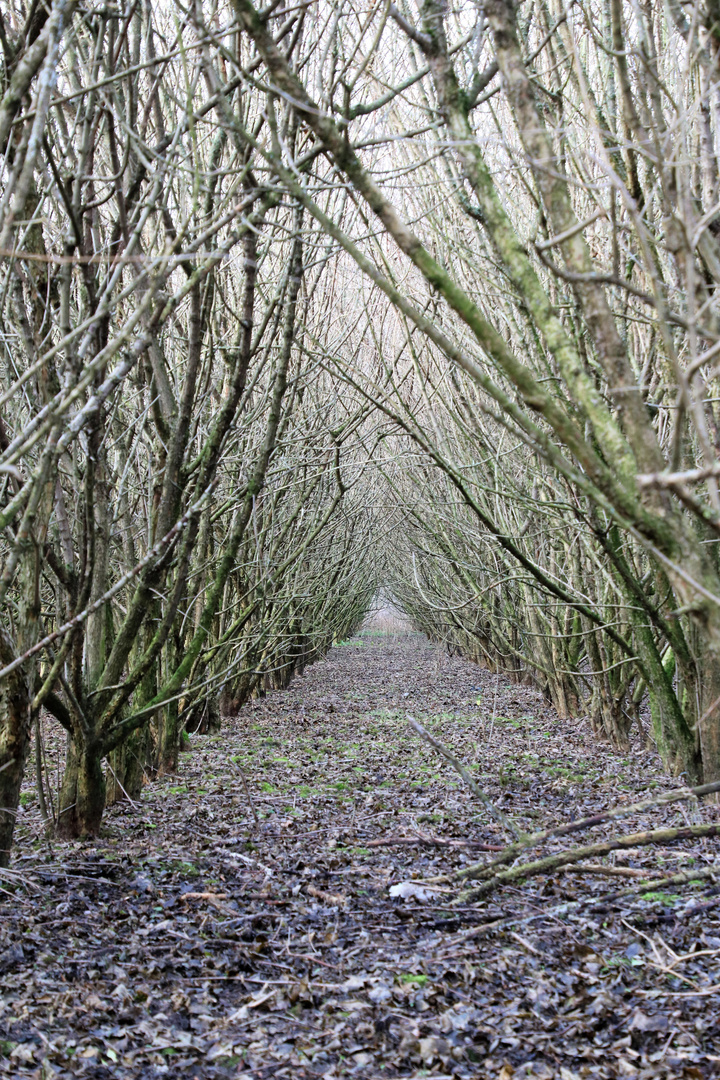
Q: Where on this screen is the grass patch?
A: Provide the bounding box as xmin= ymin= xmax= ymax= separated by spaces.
xmin=174 ymin=860 xmax=199 ymax=876
xmin=398 ymin=973 xmax=428 ymax=986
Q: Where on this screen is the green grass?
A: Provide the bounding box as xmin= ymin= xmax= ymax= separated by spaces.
xmin=174 ymin=860 xmax=199 ymax=876
xmin=398 ymin=973 xmax=428 ymax=986
xmin=494 ymin=716 xmax=523 ymax=728
xmin=600 ymin=956 xmax=632 ymax=973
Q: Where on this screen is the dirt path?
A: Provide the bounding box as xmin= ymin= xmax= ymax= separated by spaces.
xmin=1 ymin=631 xmax=719 ymax=1079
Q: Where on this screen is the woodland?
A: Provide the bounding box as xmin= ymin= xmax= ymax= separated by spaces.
xmin=0 ymin=0 xmax=720 ymax=1074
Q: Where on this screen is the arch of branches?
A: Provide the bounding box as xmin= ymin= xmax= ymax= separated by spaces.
xmin=2 ymin=0 xmax=720 ymax=866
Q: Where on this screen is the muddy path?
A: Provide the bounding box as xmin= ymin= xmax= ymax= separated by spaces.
xmin=1 ymin=630 xmax=719 ymax=1079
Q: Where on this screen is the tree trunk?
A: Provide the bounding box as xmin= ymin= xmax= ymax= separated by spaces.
xmin=698 ymin=650 xmax=720 ymax=784
xmin=0 ymin=657 xmax=31 ymax=868
xmin=156 ymin=702 xmax=180 ymax=776
xmin=57 ymin=736 xmax=106 ymax=838
xmin=632 ymin=621 xmax=702 ymax=781
xmin=184 ymin=696 xmax=221 ymax=737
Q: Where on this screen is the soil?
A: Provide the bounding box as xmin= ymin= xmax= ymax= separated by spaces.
xmin=1 ymin=629 xmax=719 ymax=1079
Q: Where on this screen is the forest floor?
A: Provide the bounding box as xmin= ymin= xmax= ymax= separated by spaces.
xmin=1 ymin=630 xmax=720 ymax=1080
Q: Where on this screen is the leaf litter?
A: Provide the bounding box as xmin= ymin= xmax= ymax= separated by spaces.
xmin=1 ymin=629 xmax=719 ymax=1079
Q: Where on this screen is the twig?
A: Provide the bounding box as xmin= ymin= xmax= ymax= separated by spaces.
xmin=509 ymin=930 xmax=544 ymax=957
xmin=0 ymin=866 xmax=41 ymax=892
xmin=644 ymin=982 xmax=720 ymax=998
xmin=307 ymin=884 xmax=346 ymax=906
xmin=224 ymin=850 xmax=275 ymax=880
xmin=231 ymin=759 xmax=259 ymax=827
xmin=105 ymin=759 xmax=139 ymax=809
xmin=179 ymin=891 xmax=238 ymax=916
xmin=560 ymin=863 xmax=648 ymax=878
xmin=639 ymin=463 xmax=720 ymax=488
xmin=535 ymin=207 xmax=607 ymax=250
xmin=407 ymin=716 xmax=521 ymax=841
xmin=366 ymin=835 xmax=503 ymax=851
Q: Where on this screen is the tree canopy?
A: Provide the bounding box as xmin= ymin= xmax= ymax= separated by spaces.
xmin=2 ymin=0 xmax=720 ymax=865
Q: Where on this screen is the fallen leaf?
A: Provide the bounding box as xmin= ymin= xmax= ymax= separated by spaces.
xmin=629 ymin=1009 xmax=669 ymax=1032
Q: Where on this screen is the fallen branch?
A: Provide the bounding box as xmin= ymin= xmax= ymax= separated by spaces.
xmin=407 ymin=716 xmax=521 ymax=841
xmin=448 ymin=777 xmax=720 ymax=885
xmin=456 ymin=823 xmax=720 ymax=903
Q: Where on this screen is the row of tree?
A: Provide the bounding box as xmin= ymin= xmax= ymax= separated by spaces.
xmin=241 ymin=0 xmax=720 ymax=782
xmin=3 ymin=0 xmax=720 ymax=864
xmin=0 ymin=0 xmax=379 ymax=865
